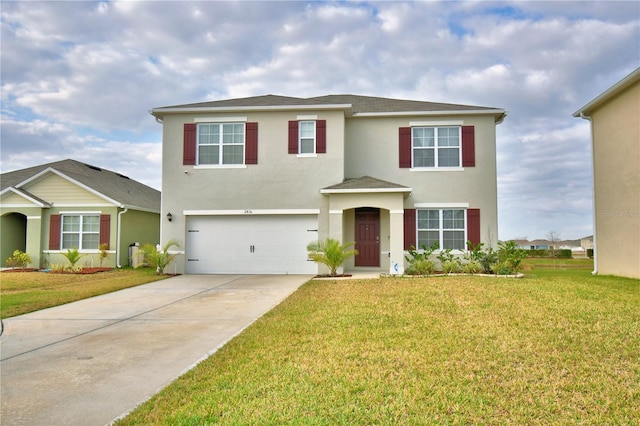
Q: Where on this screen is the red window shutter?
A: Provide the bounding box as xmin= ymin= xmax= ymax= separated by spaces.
xmin=399 ymin=127 xmax=412 ymax=168
xmin=288 ymin=121 xmax=298 ymax=154
xmin=245 ymin=122 xmax=258 ymax=164
xmin=99 ymin=214 xmax=111 ymax=249
xmin=467 ymin=208 xmax=480 ymax=246
xmin=462 ymin=125 xmax=475 ymax=167
xmin=49 ymin=215 xmax=61 ymax=250
xmin=183 ymin=123 xmax=197 ymax=165
xmin=316 ymin=120 xmax=326 ymax=153
xmin=404 ymin=209 xmax=416 ymax=250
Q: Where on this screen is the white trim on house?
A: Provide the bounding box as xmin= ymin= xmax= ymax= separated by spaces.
xmin=297 ymin=114 xmax=318 ymax=120
xmin=410 ymin=167 xmax=465 ymax=172
xmin=409 ymin=120 xmax=464 ymax=126
xmin=152 ymin=104 xmax=352 ymax=115
xmin=0 ymin=187 xmax=51 ymax=207
xmin=414 ymin=202 xmax=470 ymax=208
xmin=194 ymin=116 xmax=247 ymax=122
xmin=183 ymin=209 xmax=320 ymax=216
xmin=320 ymin=188 xmax=412 ymax=194
xmin=353 ymin=109 xmax=506 ymax=118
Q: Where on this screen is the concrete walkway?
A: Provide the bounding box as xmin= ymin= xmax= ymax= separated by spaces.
xmin=1 ymin=274 xmax=311 ymax=426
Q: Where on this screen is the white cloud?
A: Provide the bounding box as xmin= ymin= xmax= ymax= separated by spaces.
xmin=1 ymin=0 xmax=638 ymax=239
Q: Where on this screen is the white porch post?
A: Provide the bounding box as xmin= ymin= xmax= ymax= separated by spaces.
xmin=329 ymin=209 xmax=344 ymax=275
xmin=389 ymin=209 xmax=405 ymax=275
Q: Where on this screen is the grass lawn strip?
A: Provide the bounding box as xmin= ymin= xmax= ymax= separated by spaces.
xmin=118 ymin=271 xmax=639 ymax=425
xmin=0 ymin=268 xmax=169 ymax=318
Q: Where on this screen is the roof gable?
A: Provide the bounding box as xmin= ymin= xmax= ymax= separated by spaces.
xmin=0 ymin=159 xmax=160 ymax=212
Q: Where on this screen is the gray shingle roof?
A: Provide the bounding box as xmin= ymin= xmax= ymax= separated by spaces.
xmin=322 ymin=176 xmax=411 ymax=191
xmin=1 ymin=159 xmax=160 ymax=212
xmin=151 ymin=94 xmax=503 ymax=115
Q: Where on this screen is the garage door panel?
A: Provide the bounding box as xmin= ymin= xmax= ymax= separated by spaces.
xmin=186 ymin=215 xmax=318 ymax=274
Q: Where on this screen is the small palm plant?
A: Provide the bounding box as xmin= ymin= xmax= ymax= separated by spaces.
xmin=62 ymin=247 xmax=86 ymax=271
xmin=138 ymin=240 xmax=180 ymax=275
xmin=307 ymin=238 xmax=358 ymax=277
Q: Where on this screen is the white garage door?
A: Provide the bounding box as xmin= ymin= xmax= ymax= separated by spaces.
xmin=186 ymin=215 xmax=318 ymax=274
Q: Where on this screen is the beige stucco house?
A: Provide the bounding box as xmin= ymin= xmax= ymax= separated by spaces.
xmin=0 ymin=159 xmax=161 ymax=269
xmin=574 ymin=67 xmax=640 ymax=279
xmin=151 ymin=95 xmax=506 ymax=275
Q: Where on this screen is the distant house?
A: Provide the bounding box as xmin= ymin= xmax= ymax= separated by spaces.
xmin=574 ymin=67 xmax=640 ymax=279
xmin=150 ymin=94 xmax=506 ymax=275
xmin=0 ymin=159 xmax=161 ymax=269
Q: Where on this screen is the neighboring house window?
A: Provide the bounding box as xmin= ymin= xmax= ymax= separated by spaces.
xmin=49 ymin=214 xmax=110 ymax=250
xmin=399 ymin=125 xmax=475 ymax=168
xmin=198 ymin=123 xmax=244 ymax=165
xmin=61 ymin=214 xmax=100 ymax=250
xmin=183 ymin=122 xmax=258 ymax=165
xmin=404 ymin=208 xmax=480 ymax=250
xmin=289 ymin=120 xmax=326 ymax=154
xmin=412 ymin=127 xmax=460 ymax=168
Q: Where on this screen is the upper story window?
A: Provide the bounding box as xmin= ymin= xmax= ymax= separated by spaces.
xmin=197 ymin=123 xmax=245 ymax=165
xmin=412 ymin=127 xmax=460 ymax=168
xmin=62 ymin=214 xmax=100 ymax=250
xmin=399 ymin=125 xmax=474 ymax=169
xmin=299 ymin=121 xmax=316 ymax=154
xmin=289 ymin=119 xmax=326 ymax=155
xmin=417 ymin=209 xmax=466 ymax=250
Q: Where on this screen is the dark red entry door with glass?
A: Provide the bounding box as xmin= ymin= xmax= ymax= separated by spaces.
xmin=354 ymin=208 xmax=380 ymax=267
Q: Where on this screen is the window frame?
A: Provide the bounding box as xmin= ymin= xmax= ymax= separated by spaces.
xmin=298 ymin=120 xmax=316 ymax=155
xmin=196 ymin=122 xmax=246 ymax=166
xmin=411 ymin=126 xmax=462 ymax=169
xmin=61 ymin=214 xmax=101 ymax=250
xmin=416 ymin=208 xmax=467 ymax=251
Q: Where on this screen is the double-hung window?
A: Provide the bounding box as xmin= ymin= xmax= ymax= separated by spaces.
xmin=197 ymin=123 xmax=245 ymax=165
xmin=61 ymin=214 xmax=100 ymax=250
xmin=417 ymin=209 xmax=466 ymax=250
xmin=412 ymin=126 xmax=460 ymax=168
xmin=298 ymin=121 xmax=316 ymax=154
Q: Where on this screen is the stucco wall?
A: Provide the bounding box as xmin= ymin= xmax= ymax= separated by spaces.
xmin=161 ymin=110 xmax=346 ymax=271
xmin=590 ymin=79 xmax=640 ymax=279
xmin=344 ymin=115 xmax=499 ymax=248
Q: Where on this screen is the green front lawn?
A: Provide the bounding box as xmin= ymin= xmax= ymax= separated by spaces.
xmin=0 ymin=268 xmax=169 ymax=318
xmin=118 ymin=265 xmax=639 ymax=425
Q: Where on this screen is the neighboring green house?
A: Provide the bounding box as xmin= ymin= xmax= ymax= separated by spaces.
xmin=0 ymin=159 xmax=160 ymax=269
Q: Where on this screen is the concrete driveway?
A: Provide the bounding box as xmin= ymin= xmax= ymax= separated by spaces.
xmin=1 ymin=274 xmax=311 ymax=426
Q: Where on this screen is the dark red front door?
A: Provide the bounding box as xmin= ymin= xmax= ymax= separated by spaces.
xmin=355 ymin=208 xmax=380 ymax=267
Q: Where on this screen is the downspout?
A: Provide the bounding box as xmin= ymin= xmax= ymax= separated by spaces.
xmin=579 ymin=112 xmax=597 ymax=275
xmin=116 ymin=207 xmax=129 ymax=268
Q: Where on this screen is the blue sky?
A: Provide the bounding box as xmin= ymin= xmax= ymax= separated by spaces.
xmin=1 ymin=0 xmax=639 ymax=240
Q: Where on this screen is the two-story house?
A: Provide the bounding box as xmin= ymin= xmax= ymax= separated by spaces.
xmin=150 ymin=95 xmax=506 ymax=275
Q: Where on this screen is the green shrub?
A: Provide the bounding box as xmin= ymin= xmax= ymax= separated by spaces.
xmin=479 ymin=248 xmax=498 ymax=274
xmin=6 ymin=250 xmax=31 ymax=268
xmin=62 ymin=248 xmax=86 ymax=268
xmin=527 ymin=249 xmax=549 ymax=257
xmin=587 ymin=248 xmax=594 ymax=258
xmin=442 ymin=260 xmax=461 ymax=273
xmin=405 ymin=258 xmax=436 ymax=275
xmin=405 ymin=242 xmax=438 ymax=275
xmin=307 ymin=238 xmax=358 ymax=276
xmin=556 ymin=249 xmax=572 ymax=259
xmin=495 ymin=240 xmax=527 ymax=274
xmin=463 ymin=260 xmax=483 ymax=274
xmin=137 ymin=240 xmax=181 ymax=275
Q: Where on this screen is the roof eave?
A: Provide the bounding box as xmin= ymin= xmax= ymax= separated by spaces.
xmin=573 ymin=67 xmax=640 ymax=117
xmin=352 ymin=109 xmax=507 ymax=121
xmin=320 ymin=187 xmax=413 ymax=194
xmin=150 ymin=103 xmax=354 ymax=118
